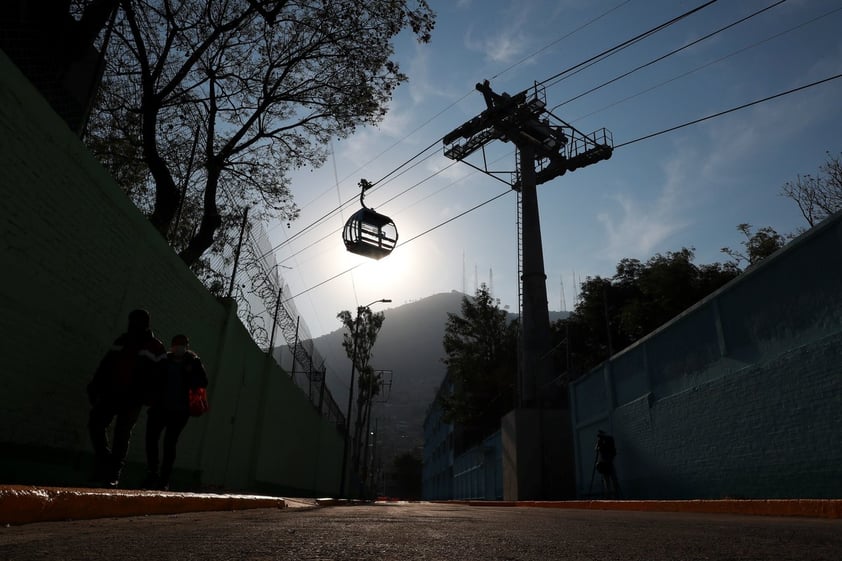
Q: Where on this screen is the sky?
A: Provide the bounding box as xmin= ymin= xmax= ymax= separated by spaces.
xmin=264 ymin=0 xmax=842 ymax=339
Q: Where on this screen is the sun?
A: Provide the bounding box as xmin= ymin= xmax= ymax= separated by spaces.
xmin=352 ymin=244 xmax=415 ymax=294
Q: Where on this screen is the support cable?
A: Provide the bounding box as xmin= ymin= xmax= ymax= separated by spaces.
xmin=552 ymin=0 xmax=786 ymax=110
xmin=282 ymin=70 xmax=842 ymax=302
xmin=263 ymin=1 xmax=718 ymax=263
xmin=536 ymin=0 xmax=719 ymax=89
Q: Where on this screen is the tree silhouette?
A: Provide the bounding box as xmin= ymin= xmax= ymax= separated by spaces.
xmin=554 ymin=249 xmax=739 ymax=376
xmin=83 ymin=0 xmax=435 ymax=265
xmin=337 ymin=306 xmax=386 ymax=482
xmin=721 ymin=223 xmax=787 ymax=269
xmin=438 ymin=285 xmax=517 ymax=451
xmin=780 ymin=151 xmax=842 ymax=228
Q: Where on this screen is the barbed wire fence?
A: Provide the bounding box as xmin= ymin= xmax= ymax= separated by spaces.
xmin=201 ymin=208 xmax=346 ymax=431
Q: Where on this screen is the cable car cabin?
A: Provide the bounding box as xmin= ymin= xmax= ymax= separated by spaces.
xmin=343 ymin=207 xmax=398 ymax=260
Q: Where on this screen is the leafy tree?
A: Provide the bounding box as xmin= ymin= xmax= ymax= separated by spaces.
xmin=553 ymin=249 xmax=739 ymax=375
xmin=721 ymin=223 xmax=786 ymax=269
xmin=438 ymin=285 xmax=517 ymax=450
xmin=83 ymin=0 xmax=435 ymax=265
xmin=780 ymin=151 xmax=842 ymax=228
xmin=337 ymin=306 xmax=385 ymax=479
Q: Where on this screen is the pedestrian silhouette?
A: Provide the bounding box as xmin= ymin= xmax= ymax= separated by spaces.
xmin=144 ymin=334 xmax=209 ymax=490
xmin=87 ymin=309 xmax=166 ymax=488
xmin=595 ymin=430 xmax=621 ymax=498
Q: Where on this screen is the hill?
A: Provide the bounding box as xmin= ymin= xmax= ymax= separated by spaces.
xmin=274 ymin=291 xmax=571 ymax=470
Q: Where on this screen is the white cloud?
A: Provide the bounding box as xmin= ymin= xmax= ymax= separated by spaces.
xmin=699 ymin=83 xmax=840 ymax=179
xmin=404 ymin=44 xmax=463 ymax=105
xmin=463 ymin=9 xmax=532 ymax=64
xmin=596 ymin=154 xmax=692 ymax=260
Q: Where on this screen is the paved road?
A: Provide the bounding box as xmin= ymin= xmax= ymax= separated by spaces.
xmin=2 ymin=502 xmax=840 ymax=560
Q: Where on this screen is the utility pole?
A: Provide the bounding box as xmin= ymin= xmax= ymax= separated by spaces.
xmin=268 ymin=283 xmax=283 ymax=356
xmin=227 ymin=207 xmax=249 ymax=298
xmin=442 ymin=79 xmax=612 ymax=500
xmin=290 ymin=316 xmax=300 ymax=380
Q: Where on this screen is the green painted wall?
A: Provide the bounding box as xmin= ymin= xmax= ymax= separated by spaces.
xmin=0 ymin=49 xmax=342 ymax=494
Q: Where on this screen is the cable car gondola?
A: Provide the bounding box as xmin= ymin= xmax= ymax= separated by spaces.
xmin=342 ymin=179 xmax=398 ymax=260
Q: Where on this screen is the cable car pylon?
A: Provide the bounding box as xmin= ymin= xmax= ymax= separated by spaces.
xmin=442 ymin=79 xmax=613 ymax=501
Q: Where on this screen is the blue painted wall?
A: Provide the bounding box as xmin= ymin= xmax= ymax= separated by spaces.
xmin=570 ymin=211 xmax=842 ymax=499
xmin=422 ymin=379 xmax=454 ymax=500
xmin=451 ymin=430 xmax=503 ymax=500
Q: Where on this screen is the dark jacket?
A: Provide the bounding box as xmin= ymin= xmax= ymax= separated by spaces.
xmin=152 ymin=351 xmax=209 ymax=412
xmin=88 ymin=329 xmax=167 ymax=406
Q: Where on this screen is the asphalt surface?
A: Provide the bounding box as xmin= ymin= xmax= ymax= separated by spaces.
xmin=2 ymin=502 xmax=841 ymax=560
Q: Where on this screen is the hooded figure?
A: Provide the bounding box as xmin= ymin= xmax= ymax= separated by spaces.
xmin=144 ymin=334 xmax=209 ymax=490
xmin=87 ymin=309 xmax=166 ymax=488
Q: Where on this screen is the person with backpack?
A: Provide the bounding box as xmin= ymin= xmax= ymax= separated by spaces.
xmin=595 ymin=430 xmax=621 ymax=498
xmin=87 ymin=309 xmax=167 ymax=488
xmin=143 ymin=334 xmax=208 ymax=491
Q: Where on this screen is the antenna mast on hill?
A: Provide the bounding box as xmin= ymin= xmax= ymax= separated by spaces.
xmin=462 ymin=251 xmax=466 ymax=295
xmin=560 ymin=276 xmax=566 ymax=312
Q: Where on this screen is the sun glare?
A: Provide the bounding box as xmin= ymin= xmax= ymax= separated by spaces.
xmin=353 ymin=244 xmax=415 ymax=294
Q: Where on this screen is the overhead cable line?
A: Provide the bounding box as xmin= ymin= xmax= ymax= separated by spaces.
xmin=615 ymin=72 xmax=842 ymax=148
xmin=266 ymin=0 xmax=639 ymax=248
xmin=262 ymin=139 xmax=441 ymax=260
xmin=265 ymin=2 xmax=715 ymax=265
xmin=267 ymin=0 xmax=784 ymax=276
xmin=536 ymin=0 xmax=719 ymax=90
xmin=552 ymin=0 xmax=786 ymax=110
xmin=287 ymin=0 xmax=634 ymax=219
xmin=281 ymin=70 xmax=842 ymax=302
xmin=489 ymin=0 xmax=634 ymax=81
xmin=279 ymin=151 xmax=514 ymax=267
xmin=279 ymin=0 xmax=718 ymax=255
xmin=272 ymin=1 xmax=833 ymax=283
xmin=282 ymin=189 xmax=513 ymax=303
xmin=570 ymin=4 xmax=842 ymax=124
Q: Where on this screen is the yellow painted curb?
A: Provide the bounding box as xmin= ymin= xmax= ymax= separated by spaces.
xmin=436 ymin=499 xmax=842 ymax=519
xmin=0 ymin=485 xmax=286 ymax=526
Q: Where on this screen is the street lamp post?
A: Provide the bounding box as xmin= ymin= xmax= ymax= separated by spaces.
xmin=339 ymin=298 xmax=390 ymax=498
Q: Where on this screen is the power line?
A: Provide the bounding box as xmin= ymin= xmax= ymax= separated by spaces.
xmin=282 ymin=190 xmax=513 ymax=303
xmin=262 ymin=1 xmax=644 ymax=258
xmin=269 ymin=2 xmax=836 ymax=296
xmin=281 ymin=70 xmax=842 ymax=302
xmin=489 ymin=0 xmax=634 ymax=81
xmin=261 ymin=140 xmax=442 ymax=260
xmin=571 ymin=4 xmax=842 ymax=124
xmin=615 ymin=72 xmax=842 ymax=149
xmin=552 ymin=0 xmax=786 ymax=110
xmin=278 ymin=157 xmax=489 ymax=267
xmin=536 ymin=0 xmax=719 ymax=90
xmin=283 ymin=0 xmax=635 ymax=224
xmin=274 ymin=0 xmax=720 ymax=260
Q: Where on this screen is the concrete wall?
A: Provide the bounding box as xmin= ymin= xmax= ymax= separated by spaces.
xmin=0 ymin=49 xmax=342 ymax=494
xmin=570 ymin=209 xmax=842 ymax=499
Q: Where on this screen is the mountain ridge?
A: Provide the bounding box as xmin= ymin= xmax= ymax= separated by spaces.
xmin=274 ymin=291 xmax=570 ymax=467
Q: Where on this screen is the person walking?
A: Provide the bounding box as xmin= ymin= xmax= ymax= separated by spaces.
xmin=144 ymin=334 xmax=208 ymax=490
xmin=595 ymin=430 xmax=621 ymax=498
xmin=87 ymin=309 xmax=167 ymax=488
